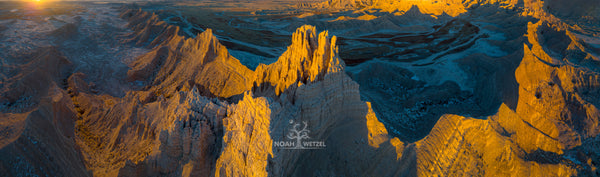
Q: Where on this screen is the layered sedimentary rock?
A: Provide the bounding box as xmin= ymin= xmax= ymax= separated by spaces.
xmin=2 ymin=1 xmax=599 ymax=176
xmin=122 ymin=9 xmax=254 ymax=99
xmin=413 ymin=17 xmax=600 ymax=177
xmin=215 ymin=92 xmax=275 ymax=177
xmin=65 ymin=4 xmax=600 ymax=177
xmin=69 ymin=7 xmax=389 ymax=177
xmin=112 ymin=6 xmax=599 ymax=176
xmin=416 ymin=108 xmax=576 ymax=177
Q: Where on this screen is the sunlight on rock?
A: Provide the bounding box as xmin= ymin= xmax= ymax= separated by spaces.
xmin=366 ymin=102 xmax=389 ymax=148
xmin=0 ymin=0 xmax=598 ymax=176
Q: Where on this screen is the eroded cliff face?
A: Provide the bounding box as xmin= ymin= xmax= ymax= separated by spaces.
xmin=70 ymin=5 xmax=600 ymax=177
xmin=3 ymin=1 xmax=599 ymax=176
xmin=215 ymin=92 xmax=275 ymax=177
xmin=69 ymin=8 xmax=390 ymax=177
xmin=413 ymin=18 xmax=600 ymax=177
xmin=123 ymin=9 xmax=254 ymax=99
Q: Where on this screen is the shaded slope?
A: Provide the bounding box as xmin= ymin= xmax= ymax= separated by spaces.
xmin=0 ymin=47 xmax=90 ymax=177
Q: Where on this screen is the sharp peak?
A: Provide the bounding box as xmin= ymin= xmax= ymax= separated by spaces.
xmin=190 ymin=28 xmax=217 ymax=42
xmin=290 ymin=25 xmax=334 ymax=50
xmin=198 ymin=28 xmax=216 ymax=38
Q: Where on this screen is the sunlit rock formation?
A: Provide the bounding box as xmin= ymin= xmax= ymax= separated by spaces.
xmin=312 ymin=0 xmax=595 ymax=19
xmin=67 ymin=7 xmax=387 ymax=177
xmin=413 ymin=19 xmax=600 ymax=176
xmin=1 ymin=0 xmax=599 ymax=176
xmin=112 ymin=5 xmax=600 ymax=176
xmin=312 ymin=0 xmax=512 ymax=16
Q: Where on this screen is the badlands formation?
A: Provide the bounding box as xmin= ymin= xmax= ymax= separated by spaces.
xmin=0 ymin=0 xmax=599 ymax=176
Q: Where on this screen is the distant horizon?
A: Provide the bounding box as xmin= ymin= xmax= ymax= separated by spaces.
xmin=0 ymin=0 xmax=324 ymax=1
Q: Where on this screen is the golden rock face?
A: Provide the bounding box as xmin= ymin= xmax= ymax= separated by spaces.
xmin=216 ymin=92 xmax=274 ymax=177
xmin=410 ymin=11 xmax=600 ymax=175
xmin=315 ymin=0 xmax=525 ymax=16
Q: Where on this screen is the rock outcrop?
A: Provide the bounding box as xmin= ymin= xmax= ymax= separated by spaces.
xmin=71 ymin=5 xmax=600 ymax=177
xmin=215 ymin=92 xmax=275 ymax=177
xmin=122 ymin=9 xmax=254 ymax=99
xmin=71 ymin=7 xmax=386 ymax=177
xmin=415 ymin=108 xmax=576 ymax=177
xmin=122 ymin=9 xmax=344 ymax=99
xmin=413 ymin=17 xmax=600 ymax=177
xmin=2 ymin=2 xmax=599 ymax=177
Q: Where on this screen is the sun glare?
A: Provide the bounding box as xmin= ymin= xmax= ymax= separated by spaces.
xmin=24 ymin=0 xmax=48 ymax=11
